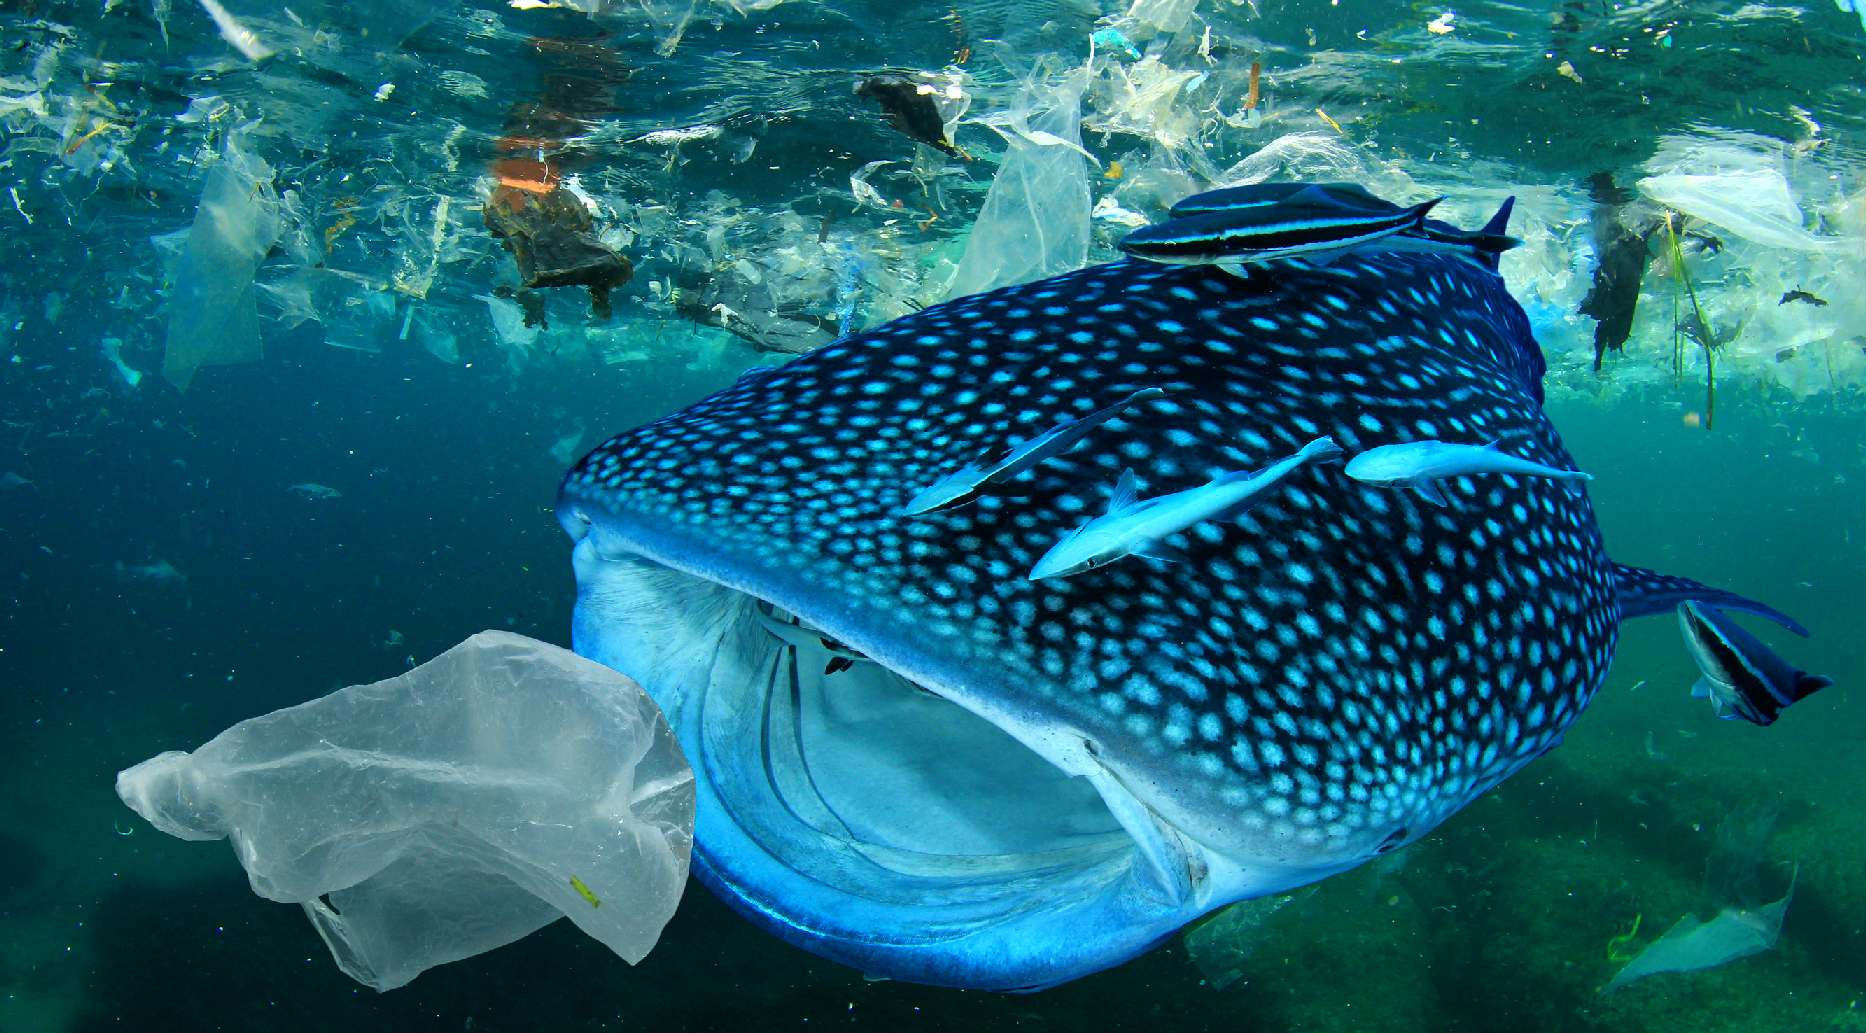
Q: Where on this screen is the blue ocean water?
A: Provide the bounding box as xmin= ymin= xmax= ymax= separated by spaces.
xmin=2 ymin=0 xmax=1864 ymax=1029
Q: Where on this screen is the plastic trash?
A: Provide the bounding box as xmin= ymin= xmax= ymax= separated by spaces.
xmin=116 ymin=631 xmax=695 ymax=992
xmin=1085 ymin=54 xmax=1207 ymax=154
xmin=1120 ymin=0 xmax=1199 ymax=37
xmin=483 ymin=292 xmax=543 ymax=366
xmin=1602 ymin=869 xmax=1795 ymax=994
xmin=1637 ymin=168 xmax=1838 ymax=252
xmin=161 ymin=123 xmax=280 ymax=392
xmin=483 ymin=187 xmax=633 ymax=319
xmin=100 ymin=336 xmax=142 ymax=388
xmin=949 ymin=60 xmax=1093 ymax=298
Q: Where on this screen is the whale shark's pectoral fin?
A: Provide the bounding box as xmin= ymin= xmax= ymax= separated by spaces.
xmin=1410 ymin=478 xmax=1450 ymax=507
xmin=1612 ymin=561 xmax=1808 ymax=636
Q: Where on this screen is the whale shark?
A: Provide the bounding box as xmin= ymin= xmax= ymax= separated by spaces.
xmin=557 ymin=221 xmax=1800 ymax=990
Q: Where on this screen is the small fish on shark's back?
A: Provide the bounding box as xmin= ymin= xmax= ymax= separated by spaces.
xmin=1344 ymin=438 xmax=1592 ymax=506
xmin=1119 ymin=192 xmax=1441 ymax=267
xmin=1127 ymin=183 xmax=1519 ymax=271
xmin=902 ymin=387 xmax=1167 ymax=515
xmin=1028 ymin=435 xmax=1343 ymax=580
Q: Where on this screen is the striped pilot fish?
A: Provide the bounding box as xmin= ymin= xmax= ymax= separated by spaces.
xmin=557 ymin=189 xmax=1805 ymax=990
xmin=1125 ymin=182 xmax=1520 ymax=270
xmin=1677 ymin=600 xmax=1832 ymax=726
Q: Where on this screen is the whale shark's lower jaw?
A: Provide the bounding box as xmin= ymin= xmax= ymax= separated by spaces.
xmin=561 ymin=511 xmax=1348 ymax=991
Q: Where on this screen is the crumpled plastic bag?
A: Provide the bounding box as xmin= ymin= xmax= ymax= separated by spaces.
xmin=162 ymin=122 xmax=281 ymax=392
xmin=1602 ymin=868 xmax=1796 ymax=994
xmin=1183 ymin=892 xmax=1302 ymax=989
xmin=116 ymin=631 xmax=695 ymax=991
xmin=948 ymin=60 xmax=1093 ymax=298
xmin=1637 ymin=168 xmax=1838 ymax=252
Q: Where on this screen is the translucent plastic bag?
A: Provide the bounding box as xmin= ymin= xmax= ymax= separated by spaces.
xmin=116 ymin=632 xmax=695 ymax=991
xmin=161 ymin=123 xmax=280 ymax=391
xmin=949 ymin=62 xmax=1093 ymax=298
xmin=1638 ymin=169 xmax=1838 ymax=252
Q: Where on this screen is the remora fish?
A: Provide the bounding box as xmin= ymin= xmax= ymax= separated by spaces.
xmin=1160 ymin=184 xmax=1520 ymax=270
xmin=1119 ymin=191 xmax=1442 ymax=266
xmin=1344 ymin=439 xmax=1593 ymax=506
xmin=756 ymin=608 xmax=871 ymax=675
xmin=1028 ymin=436 xmax=1343 ymax=580
xmin=1677 ymin=601 xmax=1832 ymax=726
xmin=558 ymin=206 xmax=1804 ymax=991
xmin=902 ymin=387 xmax=1166 ymax=515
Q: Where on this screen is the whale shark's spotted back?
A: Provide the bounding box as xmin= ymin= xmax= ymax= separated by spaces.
xmin=564 ymin=252 xmax=1614 ymax=860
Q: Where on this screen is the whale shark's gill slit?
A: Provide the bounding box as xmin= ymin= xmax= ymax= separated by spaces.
xmin=752 ymin=628 xmax=858 ymax=846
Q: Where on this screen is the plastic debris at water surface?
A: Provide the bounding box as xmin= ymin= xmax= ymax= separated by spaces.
xmin=160 ymin=123 xmax=281 ymax=392
xmin=1637 ymin=169 xmax=1839 ymax=253
xmin=948 ymin=59 xmax=1093 ymax=299
xmin=116 ymin=631 xmax=695 ymax=991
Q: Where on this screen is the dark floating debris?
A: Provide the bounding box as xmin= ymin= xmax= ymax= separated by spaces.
xmin=1779 ymin=289 xmax=1827 ymax=307
xmin=483 ymin=186 xmax=633 ymax=320
xmin=856 ymin=74 xmax=961 ymax=157
xmin=1579 ymin=171 xmax=1663 ymax=372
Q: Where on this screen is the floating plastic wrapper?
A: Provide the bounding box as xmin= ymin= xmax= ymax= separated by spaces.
xmin=1637 ymin=169 xmax=1838 ymax=253
xmin=1602 ymin=868 xmax=1795 ymax=994
xmin=116 ymin=631 xmax=696 ymax=991
xmin=948 ymin=60 xmax=1093 ymax=299
xmin=161 ymin=123 xmax=281 ymax=392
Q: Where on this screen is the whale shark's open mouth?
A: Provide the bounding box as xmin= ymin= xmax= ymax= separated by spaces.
xmin=561 ymin=513 xmax=1224 ymax=990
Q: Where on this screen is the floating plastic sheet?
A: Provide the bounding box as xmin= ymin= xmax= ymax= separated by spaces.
xmin=1120 ymin=0 xmax=1199 ymax=38
xmin=116 ymin=632 xmax=695 ymax=992
xmin=1208 ymin=131 xmax=1401 ymax=195
xmin=1637 ymin=169 xmax=1838 ymax=252
xmin=483 ymin=293 xmax=542 ymax=363
xmin=1085 ymin=55 xmax=1208 ymax=154
xmin=161 ymin=124 xmax=281 ymax=392
xmin=949 ymin=62 xmax=1093 ymax=298
xmin=1602 ymin=869 xmax=1796 ymax=993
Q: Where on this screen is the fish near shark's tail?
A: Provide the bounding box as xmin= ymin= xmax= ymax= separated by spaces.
xmin=1612 ymin=561 xmax=1808 ymax=636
